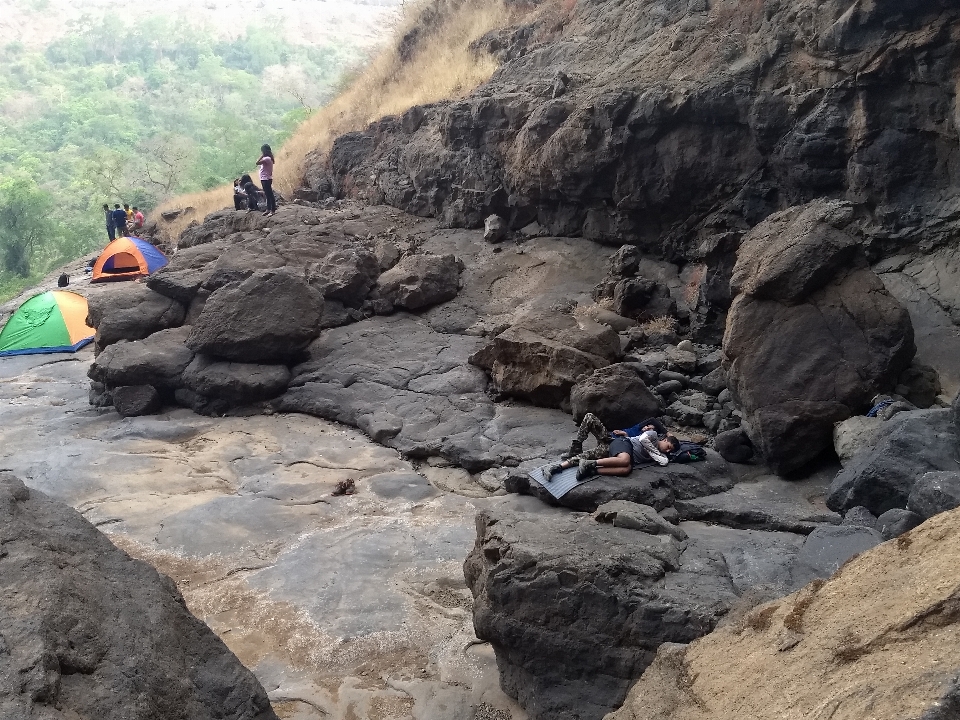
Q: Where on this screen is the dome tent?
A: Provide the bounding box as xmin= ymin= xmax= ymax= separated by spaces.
xmin=0 ymin=290 xmax=94 ymax=357
xmin=92 ymin=236 xmax=167 ymax=282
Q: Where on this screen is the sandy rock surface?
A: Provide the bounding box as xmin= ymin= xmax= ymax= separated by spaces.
xmin=0 ymin=350 xmax=530 ymax=720
xmin=604 ymin=507 xmax=960 ymax=720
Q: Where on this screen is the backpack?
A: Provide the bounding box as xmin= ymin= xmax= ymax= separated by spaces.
xmin=57 ymin=273 xmax=69 ymax=287
xmin=670 ymin=441 xmax=707 ymax=463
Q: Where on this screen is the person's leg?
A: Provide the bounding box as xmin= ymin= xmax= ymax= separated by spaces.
xmin=577 ymin=452 xmax=632 ymax=479
xmin=595 ymin=453 xmax=633 ymax=475
xmin=567 ymin=412 xmax=610 ymax=457
xmin=108 ymin=226 xmax=115 ymax=241
xmin=263 ymin=179 xmax=276 ymax=213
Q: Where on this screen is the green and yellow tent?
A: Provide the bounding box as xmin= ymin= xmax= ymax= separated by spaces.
xmin=0 ymin=290 xmax=94 ymax=357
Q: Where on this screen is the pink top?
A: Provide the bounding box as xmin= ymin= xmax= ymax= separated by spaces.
xmin=258 ymin=156 xmax=274 ymax=181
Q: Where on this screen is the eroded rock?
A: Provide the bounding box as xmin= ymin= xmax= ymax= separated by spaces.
xmin=0 ymin=472 xmax=278 ymax=720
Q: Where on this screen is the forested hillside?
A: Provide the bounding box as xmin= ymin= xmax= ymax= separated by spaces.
xmin=0 ymin=2 xmax=392 ymax=299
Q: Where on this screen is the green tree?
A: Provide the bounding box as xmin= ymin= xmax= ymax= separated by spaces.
xmin=0 ymin=176 xmax=54 ymax=276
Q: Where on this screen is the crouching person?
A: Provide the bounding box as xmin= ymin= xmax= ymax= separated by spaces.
xmin=549 ymin=412 xmax=680 ymax=481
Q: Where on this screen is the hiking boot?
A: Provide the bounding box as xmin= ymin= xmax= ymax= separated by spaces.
xmin=576 ymin=460 xmax=598 ymax=481
xmin=547 ymin=463 xmax=565 ymax=480
xmin=562 ymin=440 xmax=583 ymax=460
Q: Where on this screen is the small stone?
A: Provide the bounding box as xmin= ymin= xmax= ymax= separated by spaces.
xmin=702 ymin=410 xmax=722 ymax=433
xmin=483 ymin=214 xmax=507 ymax=243
xmin=665 ymin=346 xmax=697 ymax=373
xmin=676 ymin=340 xmax=695 ymax=353
xmin=658 ymin=370 xmax=687 ymax=385
xmin=875 ymin=508 xmax=923 ymax=539
xmin=717 ymin=388 xmax=732 ymax=405
xmin=666 ymin=401 xmax=703 ymax=426
xmin=655 ymin=380 xmax=684 ymax=396
xmin=841 ymin=506 xmax=877 ymax=529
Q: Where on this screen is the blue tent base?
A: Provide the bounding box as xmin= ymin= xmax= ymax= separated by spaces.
xmin=0 ymin=337 xmax=93 ymax=357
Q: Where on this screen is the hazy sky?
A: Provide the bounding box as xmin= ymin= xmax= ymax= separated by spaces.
xmin=0 ymin=0 xmax=401 ymax=51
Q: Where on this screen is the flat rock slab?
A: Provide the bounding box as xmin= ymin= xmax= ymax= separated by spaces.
xmin=506 ymin=454 xmax=734 ymax=512
xmin=0 ymin=351 xmax=527 ymax=720
xmin=676 ymin=472 xmax=841 ymax=534
xmin=281 ymin=313 xmax=574 ymax=471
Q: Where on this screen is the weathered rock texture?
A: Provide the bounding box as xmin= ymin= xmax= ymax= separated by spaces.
xmin=464 ymin=509 xmax=739 ymax=720
xmin=463 ymin=504 xmax=859 ymax=720
xmin=724 ymin=202 xmax=914 ymax=474
xmin=0 ymin=472 xmax=277 ymax=720
xmin=604 ymin=506 xmax=960 ymax=720
xmin=827 ymin=408 xmax=959 ymax=515
xmin=306 ymin=0 xmax=960 ymax=265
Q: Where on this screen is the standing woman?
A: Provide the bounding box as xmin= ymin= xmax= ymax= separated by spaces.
xmin=256 ymin=144 xmax=276 ymax=216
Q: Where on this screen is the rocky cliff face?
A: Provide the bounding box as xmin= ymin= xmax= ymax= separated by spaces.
xmin=307 ymin=0 xmax=960 ymax=261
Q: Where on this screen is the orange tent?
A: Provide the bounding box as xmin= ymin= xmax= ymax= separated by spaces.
xmin=92 ymin=237 xmax=168 ymax=282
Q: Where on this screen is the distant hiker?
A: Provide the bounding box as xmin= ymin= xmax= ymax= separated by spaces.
xmin=132 ymin=207 xmax=144 ymax=230
xmin=549 ymin=413 xmax=680 ymax=480
xmin=256 ymin=144 xmax=276 ymax=216
xmin=103 ymin=204 xmax=116 ymax=241
xmin=112 ymin=204 xmax=128 ymax=237
xmin=123 ymin=204 xmax=133 ymax=225
xmin=240 ymin=174 xmax=259 ymax=211
xmin=57 ymin=273 xmax=69 ymax=287
xmin=233 ymin=178 xmax=246 ymax=210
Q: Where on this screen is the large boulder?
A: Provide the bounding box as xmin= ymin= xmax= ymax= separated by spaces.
xmin=181 ymin=355 xmax=291 ymax=405
xmin=907 ymin=471 xmax=960 ymax=521
xmin=310 ymin=248 xmax=380 ymax=306
xmin=86 ymin=284 xmax=185 ymax=350
xmin=729 ymin=201 xmax=858 ymax=304
xmin=470 ymin=304 xmax=621 ymax=407
xmin=463 ymin=508 xmax=739 ymax=720
xmin=724 ymin=203 xmax=915 ymax=475
xmin=827 ymin=409 xmax=959 ymax=515
xmin=186 ymin=269 xmax=323 ymax=363
xmin=570 ymin=363 xmax=661 ymax=428
xmin=88 ymin=327 xmax=194 ymax=390
xmin=0 ymin=473 xmax=278 ymax=719
xmin=376 ymin=253 xmax=462 ymax=310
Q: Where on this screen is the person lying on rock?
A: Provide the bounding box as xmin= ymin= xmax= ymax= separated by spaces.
xmin=548 ymin=412 xmax=680 ymax=481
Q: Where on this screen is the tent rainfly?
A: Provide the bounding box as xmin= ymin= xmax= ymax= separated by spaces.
xmin=92 ymin=236 xmax=168 ymax=282
xmin=0 ymin=290 xmax=94 ymax=357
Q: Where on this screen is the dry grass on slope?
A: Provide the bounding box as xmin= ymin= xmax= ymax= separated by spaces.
xmin=153 ymin=0 xmax=519 ymax=245
xmin=607 ymin=510 xmax=960 ymax=720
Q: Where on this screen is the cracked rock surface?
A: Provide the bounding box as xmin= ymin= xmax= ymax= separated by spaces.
xmin=0 ymin=351 xmax=532 ymax=720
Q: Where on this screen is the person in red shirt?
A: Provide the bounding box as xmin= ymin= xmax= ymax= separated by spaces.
xmin=132 ymin=207 xmax=145 ymax=231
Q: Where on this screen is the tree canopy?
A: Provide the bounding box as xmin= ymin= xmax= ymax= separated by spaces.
xmin=0 ymin=15 xmax=365 ymax=298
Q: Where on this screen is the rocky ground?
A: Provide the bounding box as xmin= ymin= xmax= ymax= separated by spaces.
xmin=6 ymin=0 xmax=960 ymax=717
xmin=0 ymin=349 xmax=530 ymax=720
xmin=11 ymin=194 xmax=960 ymax=719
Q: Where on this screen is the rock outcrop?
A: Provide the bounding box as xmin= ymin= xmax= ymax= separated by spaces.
xmin=185 ymin=269 xmax=323 ymax=363
xmin=305 ymin=0 xmax=960 ymax=268
xmin=724 ymin=202 xmax=915 ymax=475
xmin=464 ymin=503 xmax=869 ymax=720
xmin=604 ymin=506 xmax=960 ymax=720
xmin=0 ymin=472 xmax=277 ymax=720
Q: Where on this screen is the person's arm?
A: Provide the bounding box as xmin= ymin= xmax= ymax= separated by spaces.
xmin=638 ymin=431 xmax=669 ymax=465
xmin=256 ymin=156 xmax=265 ymax=166
xmin=640 ymin=417 xmax=667 ymax=436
